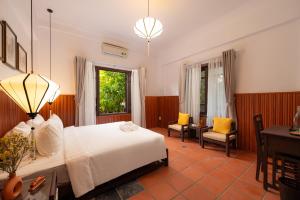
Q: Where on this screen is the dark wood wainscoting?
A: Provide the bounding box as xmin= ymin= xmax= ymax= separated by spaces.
xmin=0 ymin=91 xmax=75 ymax=136
xmin=145 ymin=96 xmax=179 ymax=129
xmin=236 ymin=91 xmax=300 ymax=152
xmin=39 ymin=95 xmax=75 ymax=127
xmin=96 ymin=113 xmax=131 ymax=124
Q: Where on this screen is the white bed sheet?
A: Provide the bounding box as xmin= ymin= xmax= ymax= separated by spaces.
xmin=64 ymin=122 xmax=167 ymax=197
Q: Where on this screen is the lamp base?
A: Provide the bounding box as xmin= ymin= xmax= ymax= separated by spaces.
xmin=30 ymin=127 xmax=36 ymax=160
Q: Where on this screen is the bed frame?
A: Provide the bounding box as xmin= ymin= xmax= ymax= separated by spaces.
xmin=58 ymin=148 xmax=169 ymax=200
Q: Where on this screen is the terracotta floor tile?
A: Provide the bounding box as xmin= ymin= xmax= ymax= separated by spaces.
xmin=166 ymin=173 xmax=193 ymax=192
xmin=138 ymin=170 xmax=167 ymax=188
xmin=231 ymin=179 xmax=265 ymax=199
xmin=172 ymin=194 xmax=187 ymax=200
xmin=182 ymin=183 xmax=215 ymax=200
xmin=146 ymin=128 xmax=279 ymax=200
xmin=181 ymin=164 xmax=206 ymax=181
xmin=263 ymin=190 xmax=280 ymax=200
xmin=147 ymin=182 xmax=177 ymax=200
xmin=169 ymin=159 xmax=190 ymax=171
xmin=197 ymin=169 xmax=236 ymax=197
xmin=129 ymin=191 xmax=154 ymax=200
xmin=219 ymin=187 xmax=253 ymax=200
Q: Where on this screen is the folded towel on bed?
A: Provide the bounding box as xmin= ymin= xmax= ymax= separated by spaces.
xmin=119 ymin=121 xmax=139 ymax=132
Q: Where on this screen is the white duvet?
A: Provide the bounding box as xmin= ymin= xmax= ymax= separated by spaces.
xmin=63 ymin=122 xmax=167 ymax=197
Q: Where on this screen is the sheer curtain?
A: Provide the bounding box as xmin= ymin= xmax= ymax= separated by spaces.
xmin=131 ymin=69 xmax=141 ymax=126
xmin=74 ymin=57 xmax=96 ymax=126
xmin=207 ymin=57 xmax=226 ymax=126
xmin=84 ymin=61 xmax=96 ymax=125
xmin=184 ymin=63 xmax=201 ymax=124
xmin=139 ymin=67 xmax=147 ymax=127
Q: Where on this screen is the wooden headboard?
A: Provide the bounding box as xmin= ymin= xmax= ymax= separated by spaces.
xmin=0 ymin=91 xmax=75 ymax=137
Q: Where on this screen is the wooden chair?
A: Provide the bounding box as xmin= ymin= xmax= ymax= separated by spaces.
xmin=168 ymin=117 xmax=193 ymax=142
xmin=253 ymin=114 xmax=265 ymax=181
xmin=200 ymin=121 xmax=237 ymax=157
xmin=253 ymin=114 xmax=280 ymax=185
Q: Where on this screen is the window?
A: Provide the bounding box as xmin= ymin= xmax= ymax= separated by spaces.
xmin=95 ymin=67 xmax=131 ymax=115
xmin=200 ymin=64 xmax=208 ymax=115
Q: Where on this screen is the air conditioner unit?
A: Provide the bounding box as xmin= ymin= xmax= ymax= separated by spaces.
xmin=101 ymin=42 xmax=128 ymax=58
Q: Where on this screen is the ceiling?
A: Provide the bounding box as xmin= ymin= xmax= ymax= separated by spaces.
xmin=10 ymin=0 xmax=249 ymax=53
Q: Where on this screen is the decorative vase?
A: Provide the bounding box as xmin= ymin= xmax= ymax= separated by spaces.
xmin=2 ymin=173 xmax=23 ymax=200
xmin=293 ymin=106 xmax=300 ymax=131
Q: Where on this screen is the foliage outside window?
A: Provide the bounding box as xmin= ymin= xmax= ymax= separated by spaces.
xmin=96 ymin=67 xmax=131 ymax=115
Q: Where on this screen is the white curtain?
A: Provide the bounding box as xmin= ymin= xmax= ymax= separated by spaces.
xmin=131 ymin=69 xmax=141 ymax=126
xmin=184 ymin=63 xmax=201 ymax=124
xmin=83 ymin=61 xmax=96 ymax=125
xmin=207 ymin=57 xmax=226 ymax=126
xmin=179 ymin=64 xmax=187 ymax=112
xmin=75 ymin=57 xmax=96 ymax=126
xmin=139 ymin=67 xmax=146 ymax=127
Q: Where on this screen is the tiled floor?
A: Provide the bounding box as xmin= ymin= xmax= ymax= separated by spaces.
xmin=130 ymin=128 xmax=280 ymax=200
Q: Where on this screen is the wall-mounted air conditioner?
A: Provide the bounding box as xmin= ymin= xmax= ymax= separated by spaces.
xmin=101 ymin=42 xmax=128 ymax=58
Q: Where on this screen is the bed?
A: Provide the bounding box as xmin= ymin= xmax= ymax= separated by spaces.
xmin=0 ymin=122 xmax=168 ymax=198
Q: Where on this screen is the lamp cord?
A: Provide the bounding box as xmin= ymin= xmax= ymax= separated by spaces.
xmin=49 ymin=10 xmax=52 ymax=80
xmin=30 ymin=0 xmax=33 ymax=74
xmin=148 ymin=0 xmax=149 ymax=16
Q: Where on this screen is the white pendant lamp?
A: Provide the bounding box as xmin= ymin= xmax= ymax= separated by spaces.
xmin=47 ymin=8 xmax=60 ymax=114
xmin=134 ymin=0 xmax=163 ymax=55
xmin=0 ymin=0 xmax=59 ymax=159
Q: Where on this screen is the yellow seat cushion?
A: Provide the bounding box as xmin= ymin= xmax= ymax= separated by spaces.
xmin=212 ymin=117 xmax=233 ymax=134
xmin=178 ymin=113 xmax=190 ymax=125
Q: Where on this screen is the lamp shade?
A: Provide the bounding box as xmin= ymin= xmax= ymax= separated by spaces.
xmin=48 ymin=88 xmax=60 ymax=105
xmin=134 ymin=17 xmax=163 ymax=40
xmin=0 ymin=73 xmax=60 ymax=118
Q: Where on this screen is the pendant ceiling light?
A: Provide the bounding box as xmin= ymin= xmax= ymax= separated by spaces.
xmin=0 ymin=0 xmax=60 ymax=159
xmin=47 ymin=8 xmax=60 ymax=111
xmin=134 ymin=0 xmax=163 ymax=55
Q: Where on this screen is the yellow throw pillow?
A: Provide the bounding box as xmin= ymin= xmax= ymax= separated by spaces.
xmin=213 ymin=117 xmax=233 ymax=134
xmin=178 ymin=113 xmax=190 ymax=125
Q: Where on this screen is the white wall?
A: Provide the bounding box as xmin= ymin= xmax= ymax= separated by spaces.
xmin=147 ymin=0 xmax=300 ymax=95
xmin=0 ymin=0 xmax=31 ymax=80
xmin=35 ymin=27 xmax=147 ymax=94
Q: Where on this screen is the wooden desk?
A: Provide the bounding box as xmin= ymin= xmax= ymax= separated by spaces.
xmin=261 ymin=126 xmax=300 ymax=190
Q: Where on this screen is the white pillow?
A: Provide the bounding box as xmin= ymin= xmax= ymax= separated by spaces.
xmin=27 ymin=114 xmax=45 ymax=128
xmin=50 ymin=114 xmax=64 ymax=132
xmin=6 ymin=122 xmax=31 ymax=137
xmin=35 ymin=118 xmax=63 ymax=156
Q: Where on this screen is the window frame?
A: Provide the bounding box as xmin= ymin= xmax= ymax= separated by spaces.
xmin=200 ymin=64 xmax=208 ymax=116
xmin=95 ymin=66 xmax=131 ymax=116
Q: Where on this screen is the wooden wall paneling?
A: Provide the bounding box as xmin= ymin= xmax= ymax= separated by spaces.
xmin=159 ymin=96 xmax=179 ymax=128
xmin=40 ymin=95 xmax=75 ymax=127
xmin=145 ymin=96 xmax=159 ymax=128
xmin=0 ymin=91 xmax=28 ymax=136
xmin=96 ymin=113 xmax=131 ymax=124
xmin=236 ymin=91 xmax=300 ymax=152
xmin=0 ymin=92 xmax=75 ymax=136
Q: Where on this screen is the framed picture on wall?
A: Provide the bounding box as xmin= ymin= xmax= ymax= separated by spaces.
xmin=0 ymin=21 xmax=3 ymax=61
xmin=17 ymin=43 xmax=27 ymax=73
xmin=2 ymin=21 xmax=17 ymax=69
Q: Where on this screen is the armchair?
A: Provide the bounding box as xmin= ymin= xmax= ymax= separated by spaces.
xmin=200 ymin=120 xmax=237 ymax=157
xmin=168 ymin=117 xmax=193 ymax=142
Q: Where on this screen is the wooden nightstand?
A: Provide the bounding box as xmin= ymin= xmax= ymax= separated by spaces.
xmin=11 ymin=171 xmax=57 ymax=200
